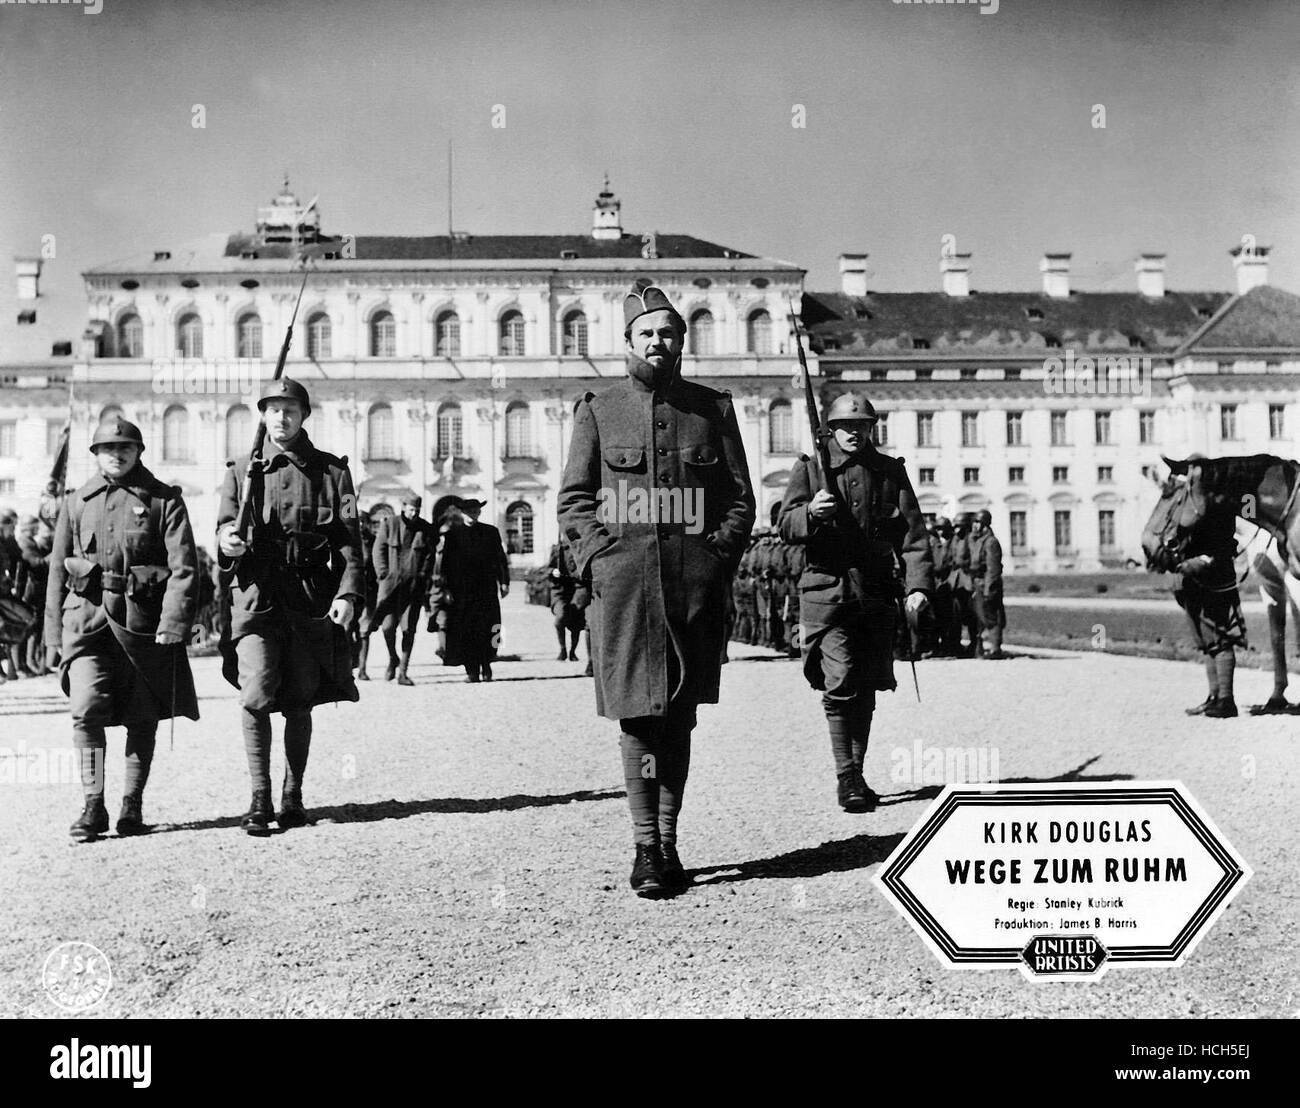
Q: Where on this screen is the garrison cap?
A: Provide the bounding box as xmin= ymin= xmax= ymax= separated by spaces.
xmin=90 ymin=416 xmax=145 ymax=452
xmin=257 ymin=376 xmax=312 ymax=416
xmin=623 ymin=278 xmax=683 ymax=334
xmin=826 ymin=392 xmax=878 ymax=424
xmin=975 ymin=509 xmax=993 ymax=525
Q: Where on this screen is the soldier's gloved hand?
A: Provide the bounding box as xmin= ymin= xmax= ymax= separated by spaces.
xmin=328 ymin=598 xmax=354 ymax=626
xmin=808 ymin=490 xmax=837 ymax=521
xmin=154 ymin=631 xmax=183 ymax=646
xmin=904 ymin=591 xmax=929 ymax=613
xmin=218 ymin=524 xmax=248 ymax=558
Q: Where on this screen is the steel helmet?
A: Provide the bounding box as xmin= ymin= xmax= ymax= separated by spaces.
xmin=90 ymin=416 xmax=145 ymax=452
xmin=257 ymin=376 xmax=312 ymax=417
xmin=826 ymin=392 xmax=878 ymax=424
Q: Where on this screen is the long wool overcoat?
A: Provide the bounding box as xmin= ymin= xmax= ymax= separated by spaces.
xmin=558 ymin=355 xmax=755 ymax=720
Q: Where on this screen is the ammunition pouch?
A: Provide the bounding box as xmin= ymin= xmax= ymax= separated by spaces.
xmin=127 ymin=564 xmax=171 ymax=604
xmin=64 ymin=557 xmax=103 ymax=600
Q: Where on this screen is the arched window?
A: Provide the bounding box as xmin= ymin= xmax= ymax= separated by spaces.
xmin=746 ymin=309 xmax=772 ymax=355
xmin=177 ymin=313 xmax=203 ymax=359
xmin=367 ymin=402 xmax=395 ymax=460
xmin=505 ymin=501 xmax=534 ymax=555
xmin=117 ymin=314 xmax=143 ymax=358
xmin=225 ymin=404 xmax=251 ymax=460
xmin=768 ymin=399 xmax=794 ymax=454
xmin=504 ymin=400 xmax=532 ymax=458
xmin=690 ymin=309 xmax=714 ymax=356
xmin=499 ymin=310 xmax=525 ymax=357
xmin=435 ymin=311 xmax=460 ymax=357
xmin=562 ymin=310 xmax=588 ymax=357
xmin=307 ymin=313 xmax=331 ymax=359
xmin=370 ymin=310 xmax=396 ymax=357
xmin=236 ymin=313 xmax=262 ymax=359
xmin=436 ymin=402 xmax=464 ymax=459
xmin=162 ymin=404 xmax=190 ymax=462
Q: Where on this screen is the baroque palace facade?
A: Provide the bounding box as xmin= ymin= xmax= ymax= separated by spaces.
xmin=2 ymin=181 xmax=1299 ymax=570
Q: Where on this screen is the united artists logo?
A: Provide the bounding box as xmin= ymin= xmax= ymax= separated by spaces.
xmin=1021 ymin=934 xmax=1109 ymax=977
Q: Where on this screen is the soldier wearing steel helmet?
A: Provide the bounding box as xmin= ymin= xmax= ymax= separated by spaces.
xmin=778 ymin=391 xmax=933 ymax=813
xmin=216 ymin=377 xmax=363 ymax=835
xmin=968 ymin=508 xmax=1007 ymax=659
xmin=44 ymin=416 xmax=200 ymax=842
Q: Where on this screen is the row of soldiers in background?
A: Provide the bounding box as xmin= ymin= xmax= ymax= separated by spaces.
xmin=919 ymin=510 xmax=1005 ymax=659
xmin=351 ymin=493 xmax=511 ymax=686
xmin=727 ymin=506 xmax=1007 ymax=661
xmin=0 ymin=509 xmax=56 ymax=679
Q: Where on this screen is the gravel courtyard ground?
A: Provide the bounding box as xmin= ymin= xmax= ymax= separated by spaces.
xmin=2 ymin=594 xmax=1297 ymax=1019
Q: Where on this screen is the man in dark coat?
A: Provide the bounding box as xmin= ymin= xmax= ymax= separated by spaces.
xmin=969 ymin=508 xmax=1006 ymax=659
xmin=928 ymin=517 xmax=956 ymax=656
xmin=779 ymin=392 xmax=933 ymax=812
xmin=217 ymin=377 xmax=363 ymax=835
xmin=547 ymin=540 xmax=587 ymax=661
xmin=20 ymin=516 xmax=53 ymax=675
xmin=949 ymin=511 xmax=980 ymax=656
xmin=351 ymin=507 xmax=383 ymax=680
xmin=44 ymin=417 xmax=199 ymax=841
xmin=0 ymin=509 xmax=25 ymax=680
xmin=558 ymin=278 xmax=756 ymax=898
xmin=436 ymin=498 xmax=509 ymax=681
xmin=366 ymin=493 xmax=434 ymax=685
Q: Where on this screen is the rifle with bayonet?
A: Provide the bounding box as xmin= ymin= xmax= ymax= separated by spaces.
xmin=229 ymin=259 xmax=313 ymax=557
xmin=788 ymin=297 xmax=920 ymax=702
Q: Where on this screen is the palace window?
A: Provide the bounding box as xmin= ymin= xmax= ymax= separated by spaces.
xmin=505 ymin=401 xmax=533 ymax=457
xmin=1008 ymin=466 xmax=1025 ymax=484
xmin=1098 ymin=465 xmax=1114 ymax=483
xmin=307 ymin=313 xmax=331 ymax=359
xmin=1139 ymin=410 xmax=1155 ymax=444
xmin=1270 ymin=404 xmax=1286 ymax=440
xmin=370 ymin=311 xmax=396 ymax=358
xmin=1006 ymin=411 xmax=1023 ymax=446
xmin=562 ymin=310 xmax=588 ymax=357
xmin=961 ymin=411 xmax=979 ymax=447
xmin=0 ymin=421 xmax=15 ymax=457
xmin=118 ymin=314 xmax=143 ymax=358
xmin=746 ymin=309 xmax=773 ymax=355
xmin=1050 ymin=410 xmax=1068 ymax=446
xmin=1009 ymin=511 xmax=1028 ymax=555
xmin=177 ymin=314 xmax=203 ymax=359
xmin=506 ymin=501 xmax=534 ymax=555
xmin=918 ymin=467 xmax=936 ymax=485
xmin=367 ymin=403 xmax=396 ymax=460
xmin=768 ymin=400 xmax=794 ymax=454
xmin=436 ymin=402 xmax=464 ymax=458
xmin=236 ymin=313 xmax=263 ymax=360
xmin=690 ymin=309 xmax=714 ymax=356
xmin=1054 ymin=510 xmax=1073 ymax=554
xmin=1095 ymin=410 xmax=1112 ymax=445
xmin=225 ymin=404 xmax=251 ymax=460
xmin=1052 ymin=465 xmax=1069 ymax=483
xmin=917 ymin=411 xmax=936 ymax=447
xmin=499 ymin=311 xmax=526 ymax=357
xmin=162 ymin=404 xmax=190 ymax=462
xmin=871 ymin=412 xmax=890 ymax=447
xmin=1099 ymin=509 xmax=1117 ymax=553
xmin=1220 ymin=404 xmax=1238 ymax=441
xmin=436 ymin=311 xmax=460 ymax=358
xmin=963 ymin=466 xmax=980 ymax=485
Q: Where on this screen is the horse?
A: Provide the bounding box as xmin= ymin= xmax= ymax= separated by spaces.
xmin=1142 ymin=454 xmax=1300 ymax=713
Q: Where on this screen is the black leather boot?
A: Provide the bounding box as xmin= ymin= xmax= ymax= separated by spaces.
xmin=70 ymin=797 xmax=110 ymax=843
xmin=630 ymin=843 xmax=666 ymax=898
xmin=116 ymin=795 xmax=148 ymax=836
xmin=1185 ymin=696 xmax=1218 ymax=716
xmin=837 ymin=772 xmax=872 ymax=813
xmin=659 ymin=843 xmax=689 ymax=892
xmin=278 ymin=786 xmax=308 ymax=829
xmin=241 ymin=789 xmax=274 ymax=836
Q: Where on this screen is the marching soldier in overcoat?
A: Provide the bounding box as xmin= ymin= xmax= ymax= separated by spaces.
xmin=216 ymin=378 xmax=363 ymax=835
xmin=367 ymin=493 xmax=434 ymax=685
xmin=968 ymin=508 xmax=1006 ymax=659
xmin=779 ymin=392 xmax=933 ymax=812
xmin=45 ymin=417 xmax=199 ymax=841
xmin=558 ymin=279 xmax=755 ymax=897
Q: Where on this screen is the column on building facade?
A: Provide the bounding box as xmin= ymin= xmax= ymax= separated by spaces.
xmin=739 ymin=395 xmax=765 ymax=521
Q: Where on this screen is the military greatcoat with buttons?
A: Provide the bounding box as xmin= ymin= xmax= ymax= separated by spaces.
xmin=558 ymin=354 xmax=756 ymax=720
xmin=44 ymin=465 xmax=200 ymax=723
xmin=216 ymin=430 xmax=363 ymax=708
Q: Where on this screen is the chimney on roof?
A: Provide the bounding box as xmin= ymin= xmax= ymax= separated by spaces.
xmin=839 ymin=253 xmax=869 ymax=298
xmin=15 ymin=257 xmax=41 ymax=300
xmin=1230 ymin=242 xmax=1270 ymax=294
xmin=592 ymin=175 xmax=622 ymax=240
xmin=1135 ymin=253 xmax=1166 ymax=298
xmin=941 ymin=251 xmax=971 ymax=298
xmin=1040 ymin=253 xmax=1071 ymax=299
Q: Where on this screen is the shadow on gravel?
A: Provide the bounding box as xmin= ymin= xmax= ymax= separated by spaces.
xmin=691 ymin=831 xmax=905 ymax=885
xmin=874 ymin=757 xmax=1135 ymax=808
xmin=151 ymin=786 xmax=627 ymax=834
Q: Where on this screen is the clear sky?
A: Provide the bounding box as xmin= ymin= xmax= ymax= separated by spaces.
xmin=2 ymin=0 xmax=1297 ymax=346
